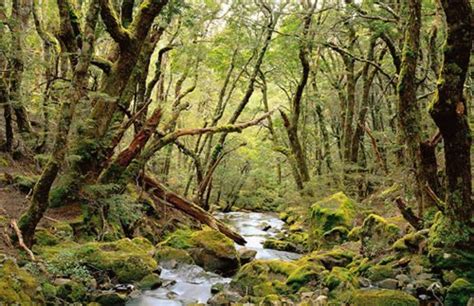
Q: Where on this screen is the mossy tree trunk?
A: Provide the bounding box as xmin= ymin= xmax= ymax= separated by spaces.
xmin=430 ymin=0 xmax=472 ymax=222
xmin=397 ymin=0 xmax=426 ymax=216
xmin=18 ymin=0 xmax=100 ymax=247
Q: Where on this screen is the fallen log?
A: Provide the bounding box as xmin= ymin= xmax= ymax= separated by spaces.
xmin=140 ymin=174 xmax=247 ymax=245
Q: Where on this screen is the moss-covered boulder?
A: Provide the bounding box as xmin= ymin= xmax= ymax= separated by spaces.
xmin=154 ymin=246 xmax=194 ymax=265
xmin=0 ymin=259 xmax=43 ymax=304
xmin=231 ymin=260 xmax=296 ymax=297
xmin=263 ymin=238 xmax=299 ymax=253
xmin=392 ymin=229 xmax=429 ymax=254
xmin=38 ymin=237 xmax=157 ymax=283
xmin=286 ymin=262 xmax=326 ymax=291
xmin=56 ymin=280 xmax=87 ymax=303
xmin=303 ymin=248 xmax=355 ymax=270
xmin=137 ymin=273 xmax=162 ymax=290
xmin=309 ymin=192 xmax=356 ymax=248
xmin=357 ymin=214 xmax=401 ymax=258
xmin=351 ymin=289 xmax=419 ymax=306
xmin=365 ymin=264 xmax=396 ymax=283
xmin=445 ymin=279 xmax=474 ymax=306
xmin=161 ymin=227 xmax=240 ymax=276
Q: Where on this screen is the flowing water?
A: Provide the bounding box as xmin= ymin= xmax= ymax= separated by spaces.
xmin=127 ymin=212 xmax=301 ymax=306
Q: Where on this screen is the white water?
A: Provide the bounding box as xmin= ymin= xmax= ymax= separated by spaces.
xmin=128 ymin=212 xmax=300 ymax=306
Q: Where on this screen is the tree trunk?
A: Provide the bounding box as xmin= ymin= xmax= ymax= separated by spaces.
xmin=397 ymin=0 xmax=425 ymax=216
xmin=429 ymin=0 xmax=472 ymax=222
xmin=18 ymin=0 xmax=100 ymax=247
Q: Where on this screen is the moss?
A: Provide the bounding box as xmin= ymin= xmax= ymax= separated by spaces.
xmin=160 ymin=228 xmax=194 ymax=249
xmin=57 ymin=280 xmax=87 ymax=303
xmin=137 ymin=273 xmax=162 ymax=290
xmin=445 ymin=278 xmax=474 ymax=306
xmin=351 ymin=289 xmax=418 ymax=306
xmin=322 ymin=226 xmax=349 ymax=244
xmin=286 ymin=263 xmax=326 ymax=291
xmin=323 ymin=267 xmax=358 ymax=292
xmin=348 ymin=226 xmax=362 ymax=241
xmin=263 ymin=238 xmax=299 ymax=252
xmin=365 ymin=264 xmax=396 ymax=282
xmin=12 ymin=174 xmax=37 ymax=193
xmin=0 ymin=259 xmax=43 ymax=304
xmin=35 ymin=228 xmax=59 ymax=246
xmin=41 ymin=282 xmax=57 ymax=301
xmin=231 ymin=260 xmax=296 ymax=296
xmin=309 ymin=192 xmax=356 ymax=248
xmin=154 ymin=246 xmax=194 ymax=265
xmin=359 ymin=214 xmax=400 ymax=258
xmin=302 ymin=248 xmax=355 ymax=270
xmin=38 ymin=238 xmax=157 ymax=283
xmin=392 ymin=229 xmax=428 ymax=254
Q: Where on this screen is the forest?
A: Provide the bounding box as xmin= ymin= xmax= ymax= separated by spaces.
xmin=0 ymin=0 xmax=472 ymax=305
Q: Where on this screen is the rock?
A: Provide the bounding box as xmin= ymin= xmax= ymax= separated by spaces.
xmin=94 ymin=292 xmax=127 ymax=306
xmin=351 ymin=289 xmax=419 ymax=306
xmin=445 ymin=278 xmax=474 ymax=306
xmin=286 ymin=262 xmax=326 ymax=291
xmin=211 ymin=283 xmax=225 ymax=294
xmin=54 ymin=278 xmax=73 ymax=286
xmin=57 ymin=280 xmax=87 ymax=303
xmin=0 ymin=259 xmax=44 ymax=304
xmin=263 ymin=238 xmax=299 ymax=252
xmin=207 ymin=290 xmax=242 ymax=305
xmin=377 ymin=278 xmax=398 ymax=290
xmin=366 ymin=264 xmax=396 ymax=282
xmin=358 ymin=214 xmax=401 ymax=258
xmin=322 ymin=267 xmax=358 ymax=292
xmin=392 ymin=229 xmax=429 ymax=254
xmin=137 ymin=273 xmax=162 ymax=290
xmin=396 ymin=274 xmax=411 ymax=286
xmin=322 ymin=226 xmax=349 ymax=245
xmin=309 ymin=192 xmax=356 ymax=248
xmin=160 ymin=227 xmax=240 ymax=276
xmin=305 ymin=248 xmax=355 ymax=270
xmin=261 ymin=222 xmax=271 ymax=231
xmin=38 ymin=237 xmax=158 ymax=283
xmin=238 ymin=248 xmax=257 ymax=265
xmin=155 ymin=246 xmax=194 ymax=266
xmin=359 ymin=277 xmax=371 ymax=288
xmin=467 ymin=297 xmax=474 ymax=306
xmin=231 ymin=260 xmax=296 ymax=296
xmin=113 ymin=284 xmax=135 ymax=292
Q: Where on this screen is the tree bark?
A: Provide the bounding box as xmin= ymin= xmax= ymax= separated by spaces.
xmin=429 ymin=0 xmax=472 ymax=222
xmin=18 ymin=0 xmax=100 ymax=247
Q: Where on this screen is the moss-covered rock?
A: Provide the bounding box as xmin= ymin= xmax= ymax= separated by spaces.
xmin=323 ymin=267 xmax=359 ymax=292
xmin=231 ymin=260 xmax=296 ymax=297
xmin=445 ymin=278 xmax=474 ymax=306
xmin=263 ymin=238 xmax=299 ymax=253
xmin=392 ymin=229 xmax=429 ymax=254
xmin=322 ymin=226 xmax=349 ymax=245
xmin=154 ymin=246 xmax=194 ymax=265
xmin=309 ymin=192 xmax=356 ymax=248
xmin=56 ymin=280 xmax=87 ymax=303
xmin=351 ymin=289 xmax=419 ymax=306
xmin=38 ymin=237 xmax=157 ymax=283
xmin=358 ymin=214 xmax=401 ymax=258
xmin=162 ymin=227 xmax=240 ymax=276
xmin=0 ymin=259 xmax=43 ymax=304
xmin=365 ymin=264 xmax=396 ymax=282
xmin=286 ymin=262 xmax=326 ymax=291
xmin=137 ymin=273 xmax=162 ymax=290
xmin=302 ymin=248 xmax=355 ymax=270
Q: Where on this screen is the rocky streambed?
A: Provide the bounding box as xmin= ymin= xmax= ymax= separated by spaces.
xmin=127 ymin=212 xmax=301 ymax=306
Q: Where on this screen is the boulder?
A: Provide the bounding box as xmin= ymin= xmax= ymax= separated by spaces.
xmin=377 ymin=278 xmax=398 ymax=290
xmin=137 ymin=273 xmax=162 ymax=290
xmin=161 ymin=227 xmax=240 ymax=276
xmin=351 ymin=289 xmax=419 ymax=306
xmin=358 ymin=214 xmax=401 ymax=258
xmin=309 ymin=192 xmax=356 ymax=248
xmin=207 ymin=290 xmax=242 ymax=305
xmin=154 ymin=246 xmax=194 ymax=265
xmin=38 ymin=237 xmax=157 ymax=283
xmin=263 ymin=238 xmax=299 ymax=252
xmin=231 ymin=259 xmax=296 ymax=296
xmin=238 ymin=248 xmax=257 ymax=265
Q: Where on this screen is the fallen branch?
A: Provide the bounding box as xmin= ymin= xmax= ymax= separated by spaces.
xmin=395 ymin=198 xmax=423 ymax=230
xmin=140 ymin=174 xmax=247 ymax=245
xmin=424 ymin=185 xmax=445 ymax=213
xmin=10 ymin=219 xmax=36 ymax=261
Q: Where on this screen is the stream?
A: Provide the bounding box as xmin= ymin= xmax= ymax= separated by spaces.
xmin=127 ymin=212 xmax=301 ymax=306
